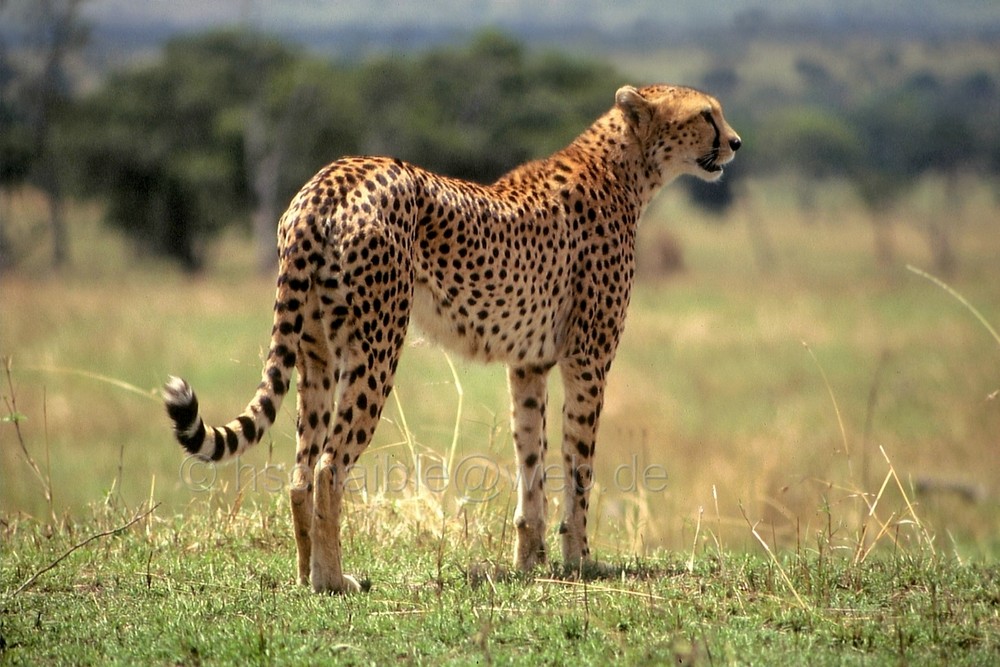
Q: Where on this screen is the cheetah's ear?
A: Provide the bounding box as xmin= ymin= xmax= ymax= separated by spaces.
xmin=615 ymin=85 xmax=652 ymax=133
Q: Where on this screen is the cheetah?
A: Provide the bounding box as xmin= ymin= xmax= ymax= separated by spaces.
xmin=164 ymin=84 xmax=741 ymax=593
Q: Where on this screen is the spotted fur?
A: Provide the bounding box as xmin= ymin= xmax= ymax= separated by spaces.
xmin=164 ymin=84 xmax=740 ymax=593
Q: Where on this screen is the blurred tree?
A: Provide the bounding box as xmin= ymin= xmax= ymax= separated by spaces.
xmin=242 ymin=59 xmax=363 ymax=271
xmin=914 ymin=112 xmax=976 ymax=276
xmin=794 ymin=57 xmax=831 ymax=89
xmin=0 ymin=0 xmax=89 ymax=270
xmin=759 ymin=107 xmax=862 ymax=174
xmin=65 ymin=29 xmax=622 ymax=271
xmin=359 ymin=31 xmax=622 ymax=183
xmin=753 ymin=106 xmax=863 ymax=215
xmin=0 ymin=55 xmax=34 ymax=187
xmin=701 ymin=65 xmax=740 ymax=98
xmin=66 ymin=31 xmax=275 ymax=269
xmin=847 ymin=93 xmax=916 ymax=267
xmin=0 ymin=37 xmax=32 ymax=269
xmin=845 ymin=74 xmax=987 ymax=273
xmin=66 ymin=31 xmax=361 ymax=271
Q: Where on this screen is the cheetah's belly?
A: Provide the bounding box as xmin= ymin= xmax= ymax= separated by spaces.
xmin=410 ymin=280 xmax=567 ymax=366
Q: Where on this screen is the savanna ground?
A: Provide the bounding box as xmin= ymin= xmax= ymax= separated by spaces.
xmin=2 ymin=173 xmax=1000 ymax=664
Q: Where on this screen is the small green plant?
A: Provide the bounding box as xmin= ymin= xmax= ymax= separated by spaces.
xmin=3 ymin=356 xmax=54 ymax=523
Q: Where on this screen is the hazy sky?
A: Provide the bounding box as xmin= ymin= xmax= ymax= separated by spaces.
xmin=79 ymin=0 xmax=997 ymax=33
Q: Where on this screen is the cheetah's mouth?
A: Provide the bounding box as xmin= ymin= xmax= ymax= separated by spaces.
xmin=696 ymin=150 xmax=722 ymax=174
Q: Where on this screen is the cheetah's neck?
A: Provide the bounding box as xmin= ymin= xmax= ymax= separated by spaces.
xmin=556 ymin=110 xmax=666 ymax=210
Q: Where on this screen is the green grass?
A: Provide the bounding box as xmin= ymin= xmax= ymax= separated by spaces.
xmin=2 ymin=498 xmax=999 ymax=665
xmin=2 ymin=174 xmax=1000 ymax=663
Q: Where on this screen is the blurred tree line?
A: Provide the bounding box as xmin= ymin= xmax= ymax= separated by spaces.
xmin=2 ymin=27 xmax=620 ymax=271
xmin=1 ymin=17 xmax=998 ymax=273
xmin=738 ymin=52 xmax=998 ymax=273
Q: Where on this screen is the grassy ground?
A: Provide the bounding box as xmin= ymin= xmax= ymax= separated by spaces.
xmin=2 ymin=498 xmax=999 ymax=665
xmin=2 ymin=175 xmax=999 ymax=663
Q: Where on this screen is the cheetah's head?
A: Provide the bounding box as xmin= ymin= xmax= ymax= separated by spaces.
xmin=615 ymin=84 xmax=741 ymax=184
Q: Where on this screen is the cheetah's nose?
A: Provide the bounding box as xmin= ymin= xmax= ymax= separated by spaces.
xmin=729 ymin=137 xmax=742 ymax=151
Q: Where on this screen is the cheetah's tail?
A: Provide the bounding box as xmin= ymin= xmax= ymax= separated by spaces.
xmin=163 ymin=262 xmax=306 ymax=462
xmin=162 ymin=370 xmax=288 ymax=462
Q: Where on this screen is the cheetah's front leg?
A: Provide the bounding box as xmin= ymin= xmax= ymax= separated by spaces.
xmin=508 ymin=364 xmax=552 ymax=570
xmin=557 ymin=358 xmax=606 ymax=567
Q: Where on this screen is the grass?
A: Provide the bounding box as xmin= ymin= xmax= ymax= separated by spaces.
xmin=2 ymin=497 xmax=999 ymax=665
xmin=2 ymin=174 xmax=1000 ymax=663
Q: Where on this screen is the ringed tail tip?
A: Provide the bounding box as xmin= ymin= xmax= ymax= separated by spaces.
xmin=163 ymin=376 xmax=207 ymax=457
